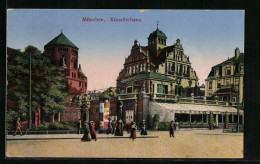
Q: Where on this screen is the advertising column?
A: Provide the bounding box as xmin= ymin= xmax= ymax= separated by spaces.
xmin=103 ymin=100 xmax=110 ymax=130
xmin=99 ymin=102 xmax=104 ymax=130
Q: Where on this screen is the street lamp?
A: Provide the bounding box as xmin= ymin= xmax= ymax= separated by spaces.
xmin=29 ymin=52 xmax=32 ymax=129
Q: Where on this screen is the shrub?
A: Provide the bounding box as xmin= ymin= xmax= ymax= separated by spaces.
xmin=6 ymin=110 xmax=20 ymax=130
xmin=158 ymin=122 xmax=170 ymax=130
xmin=209 ymin=112 xmax=214 ymax=126
xmin=37 ymin=122 xmax=50 ymax=130
xmin=146 ymin=114 xmax=153 ymax=130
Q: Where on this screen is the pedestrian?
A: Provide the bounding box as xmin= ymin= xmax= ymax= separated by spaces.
xmin=90 ymin=121 xmax=97 ymax=141
xmin=140 ymin=120 xmax=147 ymax=135
xmin=81 ymin=121 xmax=91 ymax=142
xmin=169 ymin=121 xmax=175 ymax=137
xmin=129 ymin=122 xmax=137 ymax=140
xmin=13 ymin=117 xmax=23 ymax=136
xmin=115 ymin=119 xmax=123 ymax=136
xmin=106 ymin=118 xmax=113 ymax=135
xmin=77 ymin=119 xmax=82 ymax=135
xmin=111 ymin=118 xmax=116 ymax=134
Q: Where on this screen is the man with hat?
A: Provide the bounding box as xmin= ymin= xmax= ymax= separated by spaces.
xmin=90 ymin=121 xmax=97 ymax=141
xmin=81 ymin=121 xmax=91 ymax=142
xmin=106 ymin=117 xmax=113 ymax=135
xmin=140 ymin=120 xmax=147 ymax=135
xmin=129 ymin=121 xmax=137 ymax=140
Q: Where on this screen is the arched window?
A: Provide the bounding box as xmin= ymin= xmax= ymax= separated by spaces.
xmin=74 ymin=59 xmax=77 ymax=69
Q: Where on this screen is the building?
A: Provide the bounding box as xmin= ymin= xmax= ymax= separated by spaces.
xmin=117 ymin=27 xmax=199 ymax=97
xmin=205 ymin=48 xmax=244 ymax=104
xmin=116 ymin=27 xmax=200 ymax=125
xmin=44 ymin=32 xmax=89 ymax=123
xmin=44 ymin=32 xmax=88 ymax=95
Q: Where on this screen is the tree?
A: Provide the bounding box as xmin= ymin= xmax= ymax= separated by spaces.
xmin=145 ymin=114 xmax=153 ymax=130
xmin=209 ymin=112 xmax=215 ymax=130
xmin=7 ymin=45 xmax=68 ymax=129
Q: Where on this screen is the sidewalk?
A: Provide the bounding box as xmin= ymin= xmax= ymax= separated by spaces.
xmin=195 ymin=129 xmax=243 ymax=136
xmin=6 ymin=132 xmax=159 ymax=140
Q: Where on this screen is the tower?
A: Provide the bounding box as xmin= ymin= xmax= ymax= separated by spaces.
xmin=148 ymin=23 xmax=167 ymax=56
xmin=44 ymin=31 xmax=87 ymax=94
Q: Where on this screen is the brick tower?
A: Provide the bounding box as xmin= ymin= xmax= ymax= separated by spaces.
xmin=44 ymin=32 xmax=87 ymax=94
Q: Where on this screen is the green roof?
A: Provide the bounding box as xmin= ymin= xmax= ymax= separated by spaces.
xmin=45 ymin=32 xmax=78 ymax=49
xmin=122 ymin=72 xmax=175 ymax=83
xmin=148 ymin=28 xmax=167 ymax=39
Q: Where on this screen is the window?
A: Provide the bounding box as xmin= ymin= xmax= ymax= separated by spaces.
xmin=217 ymin=80 xmax=221 ymax=88
xmin=136 ymin=65 xmax=139 ymax=73
xmin=171 ymin=63 xmax=175 ymax=72
xmin=226 ymin=79 xmax=230 ymax=85
xmin=73 ymin=59 xmax=77 ymax=69
xmin=240 ymin=65 xmax=244 ymax=73
xmin=129 ymin=67 xmax=132 ymax=75
xmin=85 ymin=83 xmax=87 ymax=88
xmin=209 ymin=81 xmax=212 ymax=89
xmin=215 ymin=69 xmax=219 ymax=76
xmin=143 ymin=63 xmax=146 ymax=71
xmin=157 ymin=84 xmax=168 ymax=94
xmin=140 ymin=64 xmax=143 ymax=72
xmin=226 ymin=67 xmax=231 ymax=75
xmin=127 ymin=87 xmax=133 ymax=93
xmin=235 ymin=78 xmax=239 ymax=85
xmin=79 ymin=81 xmax=82 ymax=87
xmin=133 ymin=66 xmax=136 ymax=74
xmin=127 ymin=67 xmax=130 ymax=74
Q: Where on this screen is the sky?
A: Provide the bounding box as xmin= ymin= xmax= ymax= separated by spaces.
xmin=7 ymin=9 xmax=244 ymax=91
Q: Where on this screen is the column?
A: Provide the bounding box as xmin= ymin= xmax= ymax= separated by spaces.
xmin=202 ymin=113 xmax=204 ymax=123
xmin=215 ymin=114 xmax=219 ymax=127
xmin=232 ymin=114 xmax=234 ymax=123
xmin=222 ymin=114 xmax=224 ymax=123
xmin=206 ymin=114 xmax=209 ymax=124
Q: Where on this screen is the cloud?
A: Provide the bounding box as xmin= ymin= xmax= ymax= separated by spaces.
xmin=139 ymin=9 xmax=149 ymax=13
xmin=205 ymin=10 xmax=210 ymax=12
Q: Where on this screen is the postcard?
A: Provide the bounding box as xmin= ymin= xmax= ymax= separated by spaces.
xmin=6 ymin=9 xmax=244 ymax=158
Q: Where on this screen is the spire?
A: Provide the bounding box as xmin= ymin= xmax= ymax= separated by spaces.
xmin=78 ymin=64 xmax=82 ymax=73
xmin=157 ymin=21 xmax=159 ymax=30
xmin=61 ymin=29 xmax=63 ymax=33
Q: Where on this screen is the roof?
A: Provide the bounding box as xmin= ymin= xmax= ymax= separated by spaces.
xmin=154 ymin=102 xmax=243 ymax=115
xmin=208 ymin=53 xmax=244 ymax=77
xmin=45 ymin=32 xmax=78 ymax=49
xmin=99 ymin=92 xmax=111 ymax=99
xmin=122 ymin=72 xmax=175 ymax=83
xmin=148 ymin=28 xmax=167 ymax=39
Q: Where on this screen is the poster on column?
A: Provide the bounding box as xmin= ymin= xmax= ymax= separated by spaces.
xmin=99 ymin=103 xmax=104 ymax=128
xmin=103 ymin=100 xmax=110 ymax=129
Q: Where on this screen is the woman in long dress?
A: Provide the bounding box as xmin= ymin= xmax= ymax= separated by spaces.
xmin=140 ymin=120 xmax=147 ymax=135
xmin=90 ymin=121 xmax=97 ymax=141
xmin=130 ymin=122 xmax=137 ymax=140
xmin=81 ymin=121 xmax=92 ymax=142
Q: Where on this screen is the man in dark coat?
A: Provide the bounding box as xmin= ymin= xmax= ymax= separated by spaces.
xmin=115 ymin=119 xmax=124 ymax=136
xmin=81 ymin=121 xmax=91 ymax=142
xmin=13 ymin=117 xmax=23 ymax=136
xmin=106 ymin=118 xmax=113 ymax=135
xmin=140 ymin=120 xmax=148 ymax=135
xmin=170 ymin=121 xmax=175 ymax=137
xmin=111 ymin=118 xmax=116 ymax=134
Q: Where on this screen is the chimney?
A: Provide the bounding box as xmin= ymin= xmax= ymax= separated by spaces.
xmin=235 ymin=47 xmax=240 ymax=59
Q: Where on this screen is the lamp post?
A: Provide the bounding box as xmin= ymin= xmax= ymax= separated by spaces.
xmin=29 ymin=52 xmax=32 ymax=129
xmin=237 ymin=80 xmax=240 ymax=132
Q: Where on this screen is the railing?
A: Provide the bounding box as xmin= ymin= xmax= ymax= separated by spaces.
xmin=118 ymin=93 xmax=137 ymax=100
xmin=179 ymin=98 xmax=230 ymax=106
xmin=6 ymin=130 xmax=78 ymax=135
xmin=152 ymin=93 xmax=176 ymax=101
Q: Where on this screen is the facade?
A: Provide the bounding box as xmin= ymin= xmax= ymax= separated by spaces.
xmin=117 ymin=27 xmax=198 ymax=97
xmin=44 ymin=32 xmax=88 ymax=95
xmin=205 ymin=48 xmax=244 ymax=103
xmin=116 ymin=27 xmax=199 ymax=125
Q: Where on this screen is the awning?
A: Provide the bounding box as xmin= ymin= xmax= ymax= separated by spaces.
xmin=155 ymin=102 xmax=243 ymax=115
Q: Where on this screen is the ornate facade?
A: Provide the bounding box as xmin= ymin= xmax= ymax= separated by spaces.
xmin=117 ymin=27 xmax=198 ymax=97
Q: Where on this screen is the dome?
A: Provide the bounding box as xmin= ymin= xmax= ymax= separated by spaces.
xmin=45 ymin=32 xmax=78 ymax=49
xmin=148 ymin=28 xmax=167 ymax=39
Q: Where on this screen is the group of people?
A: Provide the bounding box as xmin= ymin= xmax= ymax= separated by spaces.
xmin=81 ymin=121 xmax=97 ymax=142
xmin=107 ymin=118 xmax=124 ymax=136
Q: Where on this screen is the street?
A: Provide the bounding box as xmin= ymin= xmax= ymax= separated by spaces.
xmin=6 ymin=130 xmax=243 ymax=158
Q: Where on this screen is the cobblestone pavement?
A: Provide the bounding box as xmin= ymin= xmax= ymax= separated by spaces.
xmin=6 ymin=130 xmax=243 ymax=158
